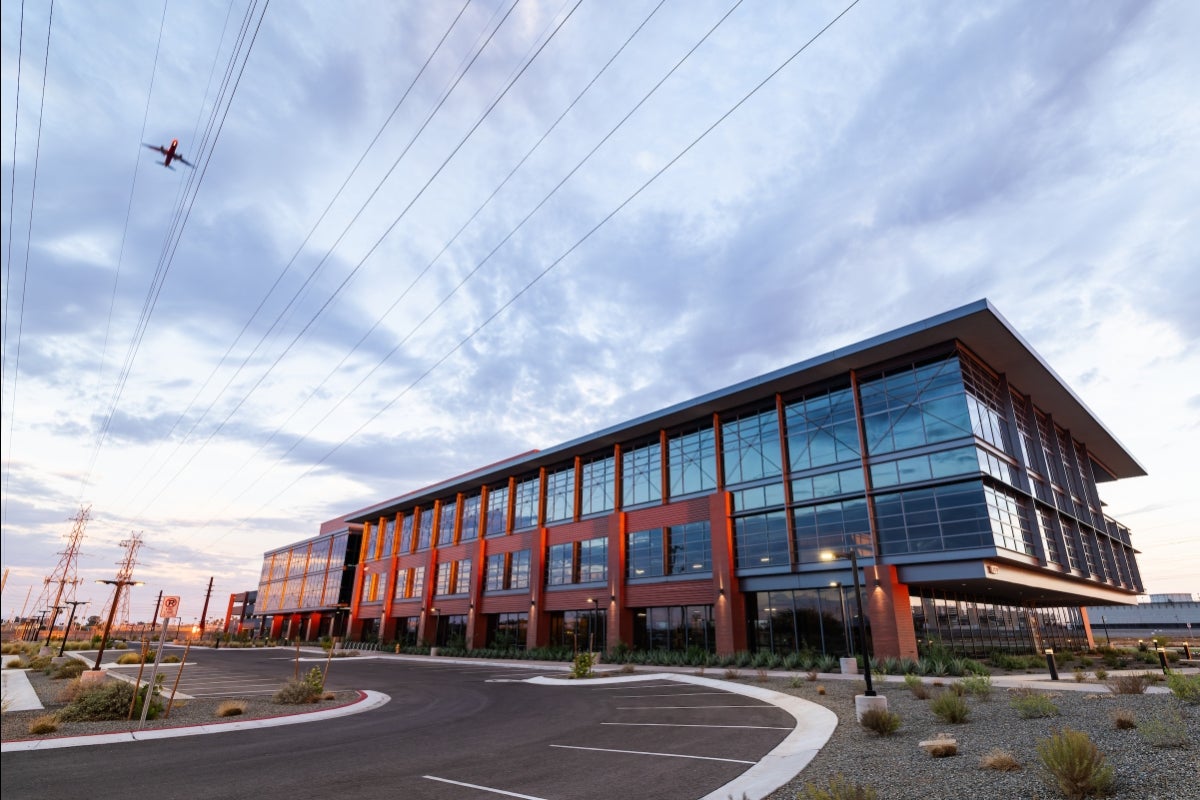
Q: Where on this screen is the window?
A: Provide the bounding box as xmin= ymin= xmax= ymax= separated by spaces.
xmin=547 ymin=543 xmax=573 ymax=586
xmin=633 ymin=605 xmax=715 ymax=652
xmin=485 ymin=554 xmax=506 ymax=591
xmin=578 ymin=537 xmax=607 ymax=583
xmin=488 ymin=612 xmax=528 ymax=649
xmin=513 ymin=476 xmax=540 ymax=530
xmin=510 ymin=550 xmax=531 ymax=589
xmin=622 ymin=441 xmax=662 ymax=506
xmin=460 ymin=495 xmax=481 ymax=542
xmin=398 ymin=513 xmax=414 ymax=553
xmin=668 ymin=427 xmax=717 ymax=497
xmin=734 ymin=511 xmax=789 ymax=568
xmin=668 ymin=522 xmax=711 ymax=574
xmin=874 ymin=480 xmax=993 ymax=556
xmin=417 ymin=508 xmax=433 ymax=550
xmin=545 ymin=466 xmax=575 ymax=523
xmin=722 ymin=409 xmax=783 ymax=485
xmin=485 ymin=484 xmax=509 ymax=537
xmin=410 ymin=566 xmax=425 ymax=599
xmin=379 ymin=517 xmax=395 ymax=558
xmin=627 ymin=529 xmax=664 ymax=579
xmin=960 ymin=355 xmax=1013 ymax=455
xmin=394 ymin=567 xmax=411 ymax=600
xmin=435 ymin=562 xmax=453 ymax=595
xmin=580 ymin=454 xmax=615 ymax=515
xmin=438 ymin=500 xmax=457 ymax=546
xmin=785 ymin=387 xmax=859 ymax=471
xmin=859 ymin=355 xmax=972 ymax=456
xmin=793 ymin=498 xmax=870 ymax=563
xmin=454 ymin=559 xmax=472 ymax=594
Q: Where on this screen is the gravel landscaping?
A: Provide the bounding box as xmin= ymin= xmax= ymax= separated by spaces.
xmin=761 ymin=676 xmax=1198 ymax=800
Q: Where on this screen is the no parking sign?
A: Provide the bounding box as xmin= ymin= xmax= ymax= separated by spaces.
xmin=161 ymin=595 xmax=181 ymax=620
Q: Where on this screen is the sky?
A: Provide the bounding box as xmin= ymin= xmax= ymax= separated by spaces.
xmin=1 ymin=0 xmax=1196 ymax=625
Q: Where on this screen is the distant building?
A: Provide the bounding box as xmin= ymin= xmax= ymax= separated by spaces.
xmin=253 ymin=516 xmax=362 ymax=641
xmin=1087 ymin=597 xmax=1199 ymax=637
xmin=333 ymin=300 xmax=1145 ymax=658
xmin=222 ymin=590 xmax=258 ymax=636
xmin=1148 ymin=593 xmax=1198 ymax=604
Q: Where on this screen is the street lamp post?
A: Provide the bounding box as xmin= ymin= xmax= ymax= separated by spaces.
xmin=57 ymin=600 xmax=87 ymax=658
xmin=822 ymin=550 xmax=876 ymax=697
xmin=587 ymin=598 xmax=599 ymax=653
xmin=44 ymin=605 xmax=67 ymax=647
xmin=91 ymin=579 xmax=144 ymax=671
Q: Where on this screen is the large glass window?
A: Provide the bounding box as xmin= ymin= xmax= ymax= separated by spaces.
xmin=435 ymin=562 xmax=452 ymax=595
xmin=751 ymin=588 xmax=849 ymax=656
xmin=632 ymin=605 xmax=715 ymax=652
xmin=485 ymin=554 xmax=506 ymax=591
xmin=485 ymin=484 xmax=509 ymax=537
xmin=487 ymin=612 xmax=528 ymax=649
xmin=547 ymin=543 xmax=573 ymax=586
xmin=511 ymin=550 xmax=531 ymax=589
xmin=785 ymin=387 xmax=859 ymax=471
xmin=622 ymin=441 xmax=662 ymax=507
xmin=437 ymin=500 xmax=457 ymax=546
xmin=417 ymin=508 xmax=433 ymax=550
xmin=578 ymin=537 xmax=608 ymax=583
xmin=580 ymin=454 xmax=615 ymax=516
xmin=874 ymin=480 xmax=993 ymax=555
xmin=793 ymin=498 xmax=870 ymax=563
xmin=668 ymin=426 xmax=717 ymax=497
xmin=545 ymin=466 xmax=576 ymax=524
xmin=734 ymin=511 xmax=790 ymax=568
xmin=627 ymin=529 xmax=665 ymax=579
xmin=398 ymin=513 xmax=415 ymax=553
xmin=513 ymin=476 xmax=540 ymax=530
xmin=453 ymin=559 xmax=472 ymax=594
xmin=379 ymin=518 xmax=395 ymax=558
xmin=960 ymin=355 xmax=1013 ymax=455
xmin=410 ymin=566 xmax=425 ymax=599
xmin=460 ymin=495 xmax=481 ymax=542
xmin=722 ymin=409 xmax=783 ymax=485
xmin=669 ymin=522 xmax=711 ymax=574
xmin=870 ymin=446 xmax=979 ymax=489
xmin=985 ymin=484 xmax=1034 ymax=555
xmin=859 ymin=355 xmax=972 ymax=456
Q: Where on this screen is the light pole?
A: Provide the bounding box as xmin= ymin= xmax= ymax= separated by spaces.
xmin=57 ymin=600 xmax=87 ymax=657
xmin=821 ymin=550 xmax=875 ymax=697
xmin=44 ymin=605 xmax=67 ymax=647
xmin=1100 ymin=615 xmax=1111 ymax=646
xmin=91 ymin=579 xmax=144 ymax=671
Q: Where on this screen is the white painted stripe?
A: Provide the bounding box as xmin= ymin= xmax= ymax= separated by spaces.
xmin=602 ymin=722 xmax=791 ymax=730
xmin=422 ymin=776 xmax=549 ymax=799
xmin=587 ymin=682 xmax=680 ymax=690
xmin=550 ymin=744 xmax=755 ymax=765
xmin=616 ymin=704 xmax=766 ymax=709
xmin=611 ymin=691 xmax=728 ymax=697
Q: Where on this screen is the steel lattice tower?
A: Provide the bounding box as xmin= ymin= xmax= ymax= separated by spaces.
xmin=97 ymin=532 xmax=143 ymax=631
xmin=31 ymin=506 xmax=90 ymax=637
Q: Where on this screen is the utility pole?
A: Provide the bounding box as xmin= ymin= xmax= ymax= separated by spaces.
xmin=57 ymin=600 xmax=87 ymax=657
xmin=33 ymin=507 xmax=90 ymax=648
xmin=149 ymin=590 xmax=163 ymax=635
xmin=198 ymin=577 xmax=214 ymax=638
xmin=98 ymin=532 xmax=143 ymax=637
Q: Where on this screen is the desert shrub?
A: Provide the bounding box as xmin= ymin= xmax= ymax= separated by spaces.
xmin=571 ymin=652 xmax=596 ymax=679
xmin=1106 ymin=673 xmax=1152 ymax=695
xmin=806 ymin=668 xmax=820 ymax=682
xmin=27 ymin=655 xmax=52 ymax=670
xmin=273 ymin=667 xmax=325 ymax=704
xmin=216 ymin=700 xmax=247 ymax=717
xmin=163 ymin=655 xmax=182 ymax=664
xmin=800 ymin=774 xmax=878 ymax=800
xmin=904 ymin=673 xmax=930 ymax=699
xmin=1073 ymin=668 xmax=1088 ymax=683
xmin=58 ymin=679 xmax=161 ymax=721
xmin=115 ymin=652 xmax=144 ymax=665
xmin=1093 ymin=667 xmax=1109 ymax=681
xmin=927 ymin=741 xmax=958 ymax=758
xmin=723 ymin=668 xmax=741 ymax=679
xmin=1110 ymin=708 xmax=1137 ymax=730
xmin=979 ymin=748 xmax=1021 ymax=771
xmin=1011 ymin=689 xmax=1060 ymax=719
xmin=859 ymin=708 xmax=902 ymax=736
xmin=1165 ymin=671 xmax=1200 ymax=704
xmin=5 ymin=657 xmax=23 ymax=669
xmin=50 ymin=660 xmax=86 ymax=680
xmin=960 ymin=674 xmax=993 ymax=700
xmin=755 ymin=667 xmax=770 ymax=682
xmin=930 ymin=691 xmax=970 ymax=723
xmin=1037 ymin=728 xmax=1114 ymax=800
xmin=1138 ymin=709 xmax=1190 ymax=748
xmin=948 ymin=681 xmax=968 ymax=697
xmin=27 ymin=715 xmax=59 ymax=735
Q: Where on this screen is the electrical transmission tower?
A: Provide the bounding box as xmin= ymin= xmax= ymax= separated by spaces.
xmin=31 ymin=506 xmax=90 ymax=639
xmin=98 ymin=532 xmax=144 ymax=633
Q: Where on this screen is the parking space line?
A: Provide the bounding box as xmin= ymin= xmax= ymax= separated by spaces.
xmin=422 ymin=775 xmax=549 ymax=799
xmin=610 ymin=691 xmax=728 ymax=697
xmin=549 ymin=744 xmax=755 ymax=764
xmin=616 ymin=704 xmax=766 ymax=709
xmin=601 ymin=722 xmax=791 ymax=730
xmin=586 ymin=682 xmax=680 ymax=690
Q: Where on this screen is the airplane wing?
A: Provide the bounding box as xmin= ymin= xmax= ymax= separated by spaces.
xmin=142 ymin=143 xmax=169 ymax=156
xmin=176 ymin=154 xmax=195 ymax=168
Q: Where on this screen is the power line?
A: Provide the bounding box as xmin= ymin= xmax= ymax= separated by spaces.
xmin=214 ymin=0 xmax=863 ymax=542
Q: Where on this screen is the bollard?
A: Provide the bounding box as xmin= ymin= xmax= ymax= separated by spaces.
xmin=1185 ymin=642 xmax=1192 ymax=660
xmin=1157 ymin=647 xmax=1169 ymax=674
xmin=1045 ymin=648 xmax=1059 ymax=681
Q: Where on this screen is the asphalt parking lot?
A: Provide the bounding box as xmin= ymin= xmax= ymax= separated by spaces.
xmin=5 ymin=648 xmax=836 ymax=800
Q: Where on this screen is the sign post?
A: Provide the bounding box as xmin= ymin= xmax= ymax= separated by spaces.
xmin=138 ymin=596 xmax=180 ymax=728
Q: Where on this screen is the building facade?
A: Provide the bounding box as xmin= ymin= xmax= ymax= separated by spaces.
xmin=254 ymin=517 xmax=362 ymax=641
xmin=331 ymin=300 xmax=1146 ymax=658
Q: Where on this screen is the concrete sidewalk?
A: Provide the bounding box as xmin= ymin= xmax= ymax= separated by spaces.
xmin=1 ymin=670 xmax=44 ymax=712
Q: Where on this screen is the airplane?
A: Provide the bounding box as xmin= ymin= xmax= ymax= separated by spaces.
xmin=142 ymin=138 xmax=194 ymax=169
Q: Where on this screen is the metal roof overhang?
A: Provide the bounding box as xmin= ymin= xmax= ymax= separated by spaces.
xmin=347 ymin=299 xmax=1145 ymax=524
